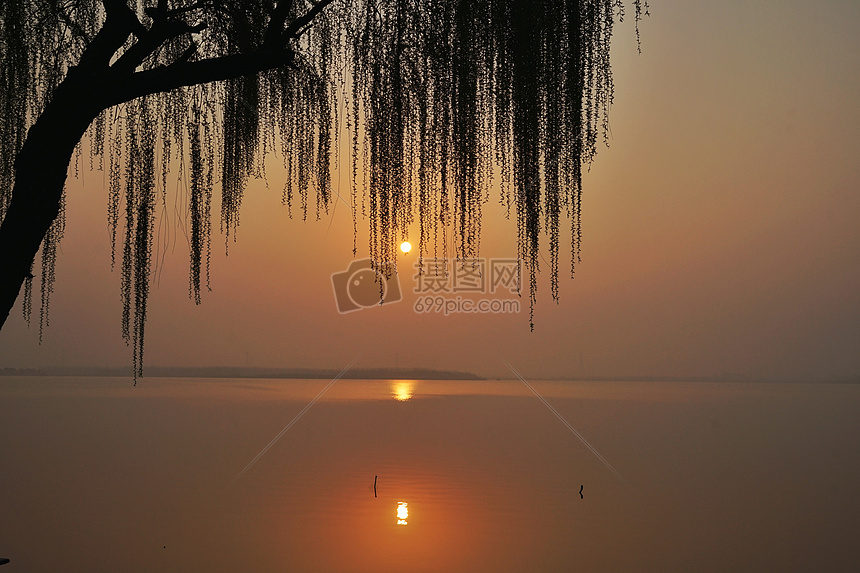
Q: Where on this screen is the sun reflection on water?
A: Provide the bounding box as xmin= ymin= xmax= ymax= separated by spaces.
xmin=396 ymin=502 xmax=409 ymax=525
xmin=391 ymin=380 xmax=415 ymax=401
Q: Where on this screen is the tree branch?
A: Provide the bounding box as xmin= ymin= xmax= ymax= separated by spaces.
xmin=105 ymin=48 xmax=295 ymax=106
xmin=283 ymin=0 xmax=336 ymax=40
xmin=175 ymin=41 xmax=198 ymax=65
xmin=106 ymin=0 xmax=335 ymax=101
xmin=143 ymin=0 xmax=169 ymax=23
xmin=55 ymin=5 xmax=91 ymax=44
xmin=102 ymin=0 xmax=147 ymax=38
xmin=265 ymin=0 xmax=336 ymax=49
xmin=264 ymin=0 xmax=295 ymax=47
xmin=77 ymin=0 xmax=147 ymax=70
xmin=111 ymin=18 xmax=207 ymax=74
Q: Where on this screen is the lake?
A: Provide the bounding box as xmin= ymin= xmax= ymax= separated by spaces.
xmin=1 ymin=376 xmax=858 ymax=572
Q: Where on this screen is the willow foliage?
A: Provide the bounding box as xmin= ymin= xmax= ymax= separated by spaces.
xmin=0 ymin=0 xmax=646 ymax=376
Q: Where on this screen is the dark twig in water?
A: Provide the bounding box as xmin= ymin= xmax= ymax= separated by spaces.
xmin=580 ymin=484 xmax=584 ymax=499
xmin=374 ymin=475 xmax=377 ymax=498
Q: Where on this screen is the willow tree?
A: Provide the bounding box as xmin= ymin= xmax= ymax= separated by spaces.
xmin=0 ymin=0 xmax=647 ymax=376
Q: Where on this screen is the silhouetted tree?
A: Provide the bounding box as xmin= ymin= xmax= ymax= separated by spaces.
xmin=0 ymin=0 xmax=646 ymax=376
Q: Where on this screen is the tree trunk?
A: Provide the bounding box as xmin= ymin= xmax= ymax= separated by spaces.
xmin=0 ymin=69 xmax=104 ymax=330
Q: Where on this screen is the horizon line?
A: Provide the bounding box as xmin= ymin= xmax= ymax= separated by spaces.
xmin=1 ymin=365 xmax=857 ymax=385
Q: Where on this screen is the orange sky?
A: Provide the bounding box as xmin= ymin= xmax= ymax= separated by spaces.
xmin=1 ymin=0 xmax=858 ymax=381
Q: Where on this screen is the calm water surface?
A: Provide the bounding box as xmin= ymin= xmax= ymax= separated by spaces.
xmin=1 ymin=377 xmax=858 ymax=572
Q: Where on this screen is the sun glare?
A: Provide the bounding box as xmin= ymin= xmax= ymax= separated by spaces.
xmin=392 ymin=380 xmax=414 ymax=401
xmin=397 ymin=502 xmax=409 ymax=525
xmin=400 ymin=241 xmax=412 ymax=253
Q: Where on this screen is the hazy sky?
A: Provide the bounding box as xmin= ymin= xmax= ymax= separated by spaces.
xmin=1 ymin=0 xmax=858 ymax=380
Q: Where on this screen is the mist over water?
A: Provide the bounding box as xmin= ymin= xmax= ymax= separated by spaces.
xmin=1 ymin=377 xmax=858 ymax=572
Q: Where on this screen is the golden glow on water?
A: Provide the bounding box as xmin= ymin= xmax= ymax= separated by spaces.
xmin=396 ymin=502 xmax=409 ymax=525
xmin=391 ymin=380 xmax=414 ymax=401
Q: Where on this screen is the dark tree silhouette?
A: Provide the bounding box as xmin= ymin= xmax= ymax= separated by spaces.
xmin=0 ymin=0 xmax=646 ymax=377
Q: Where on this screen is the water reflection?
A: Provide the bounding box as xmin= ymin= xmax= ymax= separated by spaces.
xmin=391 ymin=380 xmax=415 ymax=401
xmin=3 ymin=378 xmax=859 ymax=571
xmin=396 ymin=502 xmax=409 ymax=525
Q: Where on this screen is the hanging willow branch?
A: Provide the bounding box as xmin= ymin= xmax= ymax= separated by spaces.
xmin=0 ymin=0 xmax=647 ymax=378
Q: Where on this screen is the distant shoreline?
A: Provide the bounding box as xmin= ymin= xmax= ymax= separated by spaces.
xmin=0 ymin=367 xmax=856 ymax=384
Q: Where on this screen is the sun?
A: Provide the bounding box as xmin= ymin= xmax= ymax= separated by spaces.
xmin=400 ymin=241 xmax=412 ymax=254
